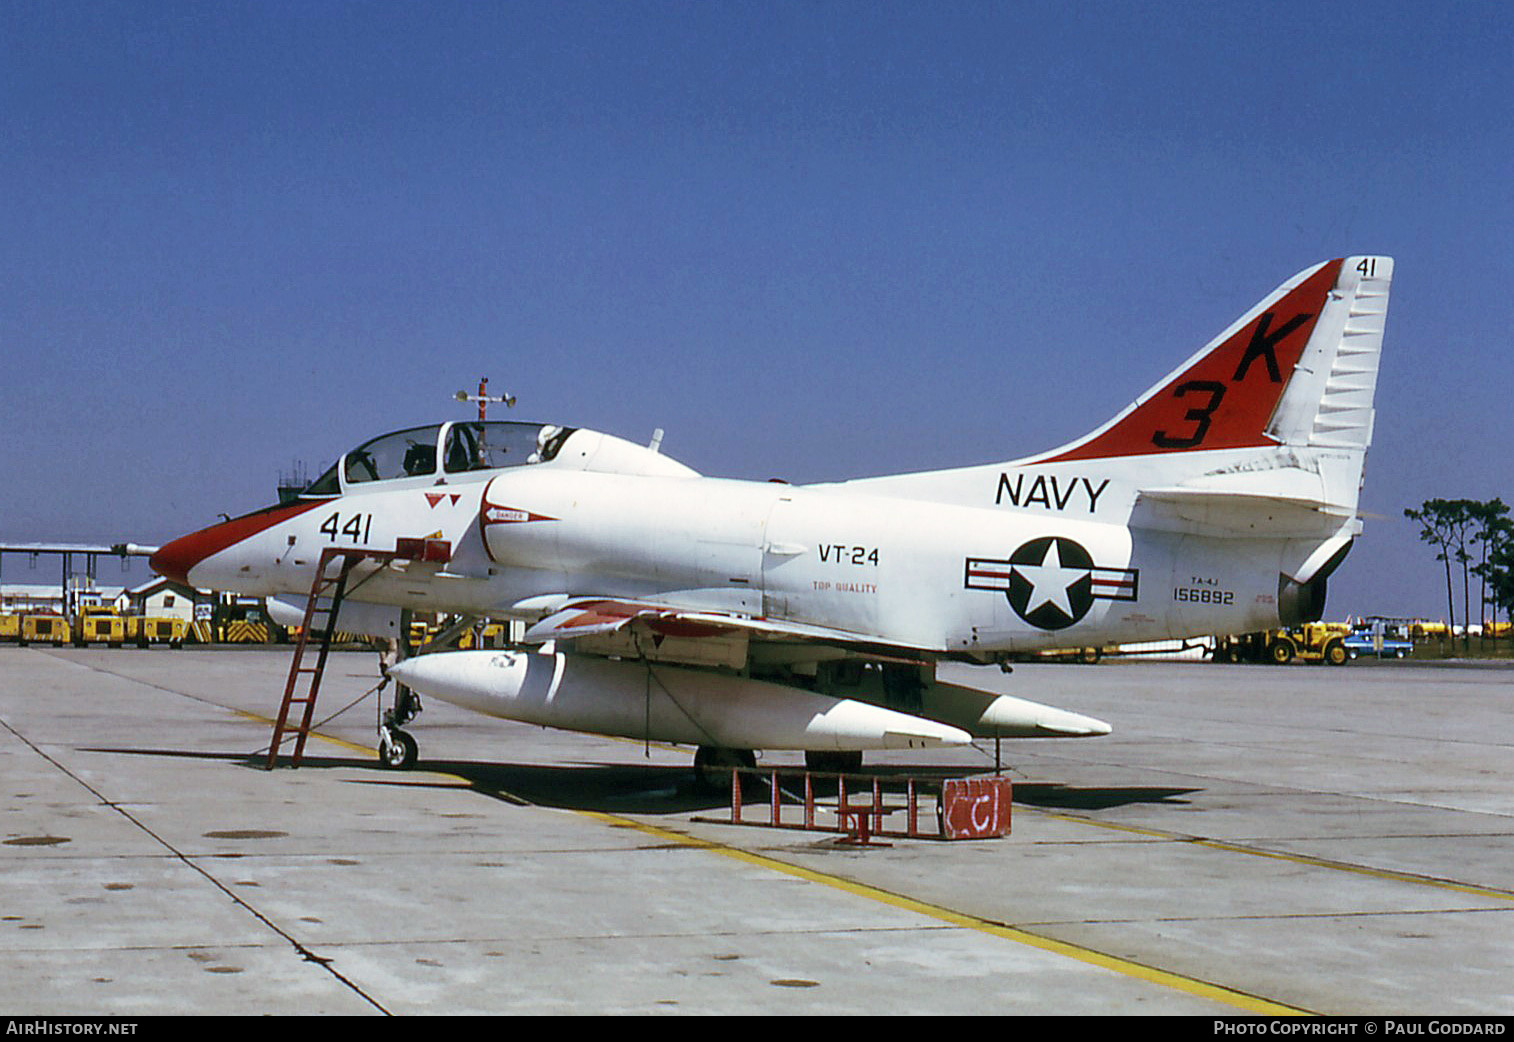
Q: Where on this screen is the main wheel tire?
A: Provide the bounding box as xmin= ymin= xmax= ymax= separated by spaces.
xmin=693 ymin=746 xmax=756 ymax=792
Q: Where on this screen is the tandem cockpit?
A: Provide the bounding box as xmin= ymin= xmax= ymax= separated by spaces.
xmin=297 ymin=419 xmax=698 ymax=499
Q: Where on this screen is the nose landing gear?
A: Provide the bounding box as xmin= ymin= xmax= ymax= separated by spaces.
xmin=378 ymin=675 xmax=422 ymax=771
xmin=378 ymin=724 xmax=418 ymax=770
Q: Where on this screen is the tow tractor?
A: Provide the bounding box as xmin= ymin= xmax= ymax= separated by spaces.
xmin=1213 ymin=622 xmax=1351 ymax=666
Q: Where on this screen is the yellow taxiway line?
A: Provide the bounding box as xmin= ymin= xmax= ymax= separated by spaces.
xmin=574 ymin=808 xmax=1312 ymax=1016
xmin=282 ymin=711 xmax=1307 ymax=1014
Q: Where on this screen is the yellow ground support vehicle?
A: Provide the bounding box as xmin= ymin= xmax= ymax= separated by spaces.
xmin=19 ymin=614 xmax=71 ymax=645
xmin=1214 ymin=623 xmax=1351 ymax=665
xmin=215 ymin=604 xmax=285 ymax=644
xmin=220 ymin=618 xmax=271 ymax=643
xmin=407 ymin=615 xmax=442 ymax=649
xmin=124 ymin=616 xmax=188 ymax=648
xmin=0 ymin=614 xmax=19 ymax=642
xmin=74 ymin=608 xmax=126 ymax=646
xmin=457 ymin=621 xmax=509 ymax=650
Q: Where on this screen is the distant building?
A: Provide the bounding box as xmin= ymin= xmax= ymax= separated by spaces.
xmin=115 ymin=578 xmax=210 ymax=623
xmin=2 ymin=582 xmax=125 ymax=616
xmin=1 ymin=584 xmax=65 ymax=615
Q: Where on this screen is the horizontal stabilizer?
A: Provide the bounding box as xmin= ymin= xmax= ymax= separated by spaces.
xmin=1133 ymin=487 xmax=1354 ymax=536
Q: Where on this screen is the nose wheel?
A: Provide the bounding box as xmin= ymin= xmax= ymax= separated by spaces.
xmin=378 ymin=726 xmax=418 ymax=770
xmin=377 ymin=678 xmax=422 ymax=771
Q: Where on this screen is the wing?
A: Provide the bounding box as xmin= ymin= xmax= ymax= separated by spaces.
xmin=516 ymin=596 xmax=1107 ymax=739
xmin=521 ymin=595 xmax=930 ymax=655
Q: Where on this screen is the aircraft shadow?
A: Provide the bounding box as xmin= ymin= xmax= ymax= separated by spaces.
xmin=81 ymin=746 xmax=997 ymax=815
xmin=80 ymin=745 xmax=711 ymax=812
xmin=384 ymin=758 xmax=729 ymax=813
xmin=1012 ymin=783 xmax=1199 ymax=809
xmin=79 ymin=747 xmax=349 ymax=769
xmin=80 ymin=746 xmax=1197 ymax=815
xmin=365 ymin=758 xmax=1007 ymax=815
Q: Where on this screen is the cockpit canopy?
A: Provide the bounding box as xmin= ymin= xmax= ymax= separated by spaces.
xmin=303 ymin=421 xmax=578 ymax=496
xmin=299 ymin=419 xmax=698 ymax=497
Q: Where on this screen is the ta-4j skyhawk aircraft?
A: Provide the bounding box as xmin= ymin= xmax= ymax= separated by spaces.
xmin=152 ymin=256 xmax=1393 ymax=775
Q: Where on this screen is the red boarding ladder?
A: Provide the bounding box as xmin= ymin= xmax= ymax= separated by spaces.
xmin=265 ymin=538 xmax=450 ymax=769
xmin=266 ymin=547 xmax=365 ymax=769
xmin=696 ymin=767 xmax=1013 ymax=841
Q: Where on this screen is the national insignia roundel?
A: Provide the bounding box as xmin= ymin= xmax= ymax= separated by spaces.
xmin=1005 ymin=536 xmax=1095 ymax=630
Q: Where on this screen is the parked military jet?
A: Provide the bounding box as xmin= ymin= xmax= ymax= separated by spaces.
xmin=152 ymin=257 xmax=1393 ymax=773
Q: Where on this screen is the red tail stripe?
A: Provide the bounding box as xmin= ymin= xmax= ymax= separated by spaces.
xmin=1041 ymin=260 xmax=1343 ymax=462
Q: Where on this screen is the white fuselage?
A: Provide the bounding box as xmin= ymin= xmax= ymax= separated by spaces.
xmin=180 ymin=457 xmax=1307 ymax=656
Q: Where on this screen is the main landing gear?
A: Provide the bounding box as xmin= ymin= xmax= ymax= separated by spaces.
xmin=692 ymin=745 xmax=755 ymax=791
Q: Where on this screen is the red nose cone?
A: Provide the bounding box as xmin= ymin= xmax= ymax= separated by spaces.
xmin=150 ymin=500 xmax=326 ymax=586
xmin=149 ymin=533 xmax=205 ymax=586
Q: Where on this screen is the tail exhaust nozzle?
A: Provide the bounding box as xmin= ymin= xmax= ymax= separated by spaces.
xmin=1279 ymin=573 xmax=1328 ymax=627
xmin=1278 ymin=539 xmax=1352 ymax=627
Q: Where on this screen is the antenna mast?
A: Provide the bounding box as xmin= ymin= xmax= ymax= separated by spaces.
xmin=454 ymin=377 xmax=516 ymax=420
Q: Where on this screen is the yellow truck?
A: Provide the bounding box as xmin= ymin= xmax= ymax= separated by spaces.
xmin=1214 ymin=622 xmax=1351 ymax=665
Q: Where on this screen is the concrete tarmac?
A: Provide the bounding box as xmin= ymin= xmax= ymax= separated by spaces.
xmin=2 ymin=645 xmax=1511 ymax=1016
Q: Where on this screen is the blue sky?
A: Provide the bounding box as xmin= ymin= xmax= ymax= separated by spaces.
xmin=3 ymin=1 xmax=1510 ymax=620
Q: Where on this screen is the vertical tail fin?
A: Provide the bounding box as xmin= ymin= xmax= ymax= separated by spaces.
xmin=1037 ymin=257 xmax=1392 ymax=463
xmin=837 ymin=257 xmax=1393 ymax=524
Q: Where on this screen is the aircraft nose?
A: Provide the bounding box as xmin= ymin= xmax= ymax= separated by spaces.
xmin=150 ymin=500 xmax=326 ymax=586
xmin=150 ymin=526 xmax=227 ymax=586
